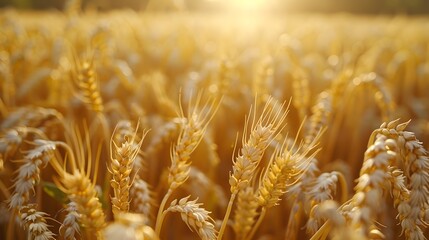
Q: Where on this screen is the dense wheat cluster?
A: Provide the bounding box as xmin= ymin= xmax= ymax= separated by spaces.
xmin=0 ymin=6 xmax=429 ymax=240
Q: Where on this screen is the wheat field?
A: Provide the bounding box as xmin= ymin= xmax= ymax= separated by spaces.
xmin=0 ymin=6 xmax=429 ymax=240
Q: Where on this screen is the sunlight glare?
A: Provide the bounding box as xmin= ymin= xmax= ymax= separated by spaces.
xmin=207 ymin=0 xmax=274 ymax=12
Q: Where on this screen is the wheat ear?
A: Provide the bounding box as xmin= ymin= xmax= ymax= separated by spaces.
xmin=229 ymin=97 xmax=288 ymax=194
xmin=386 ymin=166 xmax=412 ymax=239
xmin=155 ymin=96 xmax=219 ymax=235
xmin=7 ymin=138 xmax=58 ymax=240
xmin=219 ymin=97 xmax=288 ymax=240
xmin=9 ymin=139 xmax=56 ymax=210
xmin=374 ymin=119 xmax=429 ymax=239
xmin=292 ymin=71 xmax=310 ymax=122
xmin=165 ymin=196 xmax=217 ymax=240
xmin=349 ymin=133 xmax=397 ymax=237
xmin=232 ymin=186 xmax=258 ymax=240
xmin=248 ymin=127 xmax=321 ymax=240
xmin=50 ymin=126 xmax=106 ymax=237
xmin=130 ymin=178 xmax=156 ymax=223
xmin=58 ymin=171 xmax=106 ymax=236
xmin=304 ymin=91 xmax=332 ymax=147
xmin=286 ymin=157 xmax=320 ymax=239
xmin=306 ymin=171 xmax=347 ymax=236
xmin=110 ymin=122 xmax=147 ymax=218
xmin=19 ymin=204 xmax=55 ymax=240
xmin=74 ymin=55 xmax=104 ymax=113
xmin=60 ymin=201 xmax=80 ymax=240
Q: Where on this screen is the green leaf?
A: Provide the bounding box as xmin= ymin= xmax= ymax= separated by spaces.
xmin=42 ymin=181 xmax=68 ymax=204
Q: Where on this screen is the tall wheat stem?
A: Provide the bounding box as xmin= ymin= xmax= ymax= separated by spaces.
xmin=217 ymin=192 xmax=237 ymax=240
xmin=154 ymin=188 xmax=173 ymax=235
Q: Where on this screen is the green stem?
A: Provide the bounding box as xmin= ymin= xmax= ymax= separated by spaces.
xmin=217 ymin=192 xmax=237 ymax=240
xmin=245 ymin=207 xmax=266 ymax=240
xmin=155 ymin=188 xmax=173 ymax=235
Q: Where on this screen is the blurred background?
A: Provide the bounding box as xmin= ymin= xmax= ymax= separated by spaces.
xmin=0 ymin=0 xmax=428 ymax=14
